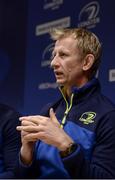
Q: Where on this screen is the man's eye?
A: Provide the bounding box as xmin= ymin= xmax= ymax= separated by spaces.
xmin=60 ymin=53 xmax=67 ymax=57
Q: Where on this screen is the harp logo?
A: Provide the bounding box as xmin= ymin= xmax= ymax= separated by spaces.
xmin=79 ymin=112 xmax=96 ymax=125
xmin=78 ymin=1 xmax=100 ymax=29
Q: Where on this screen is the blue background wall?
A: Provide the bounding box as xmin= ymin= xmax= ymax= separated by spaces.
xmin=0 ymin=0 xmax=115 ymax=115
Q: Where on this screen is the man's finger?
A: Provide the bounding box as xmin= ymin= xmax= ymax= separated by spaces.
xmin=49 ymin=108 xmax=60 ymax=126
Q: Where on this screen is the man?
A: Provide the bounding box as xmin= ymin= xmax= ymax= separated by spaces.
xmin=16 ymin=28 xmax=115 ymax=178
xmin=0 ymin=104 xmax=21 ymax=178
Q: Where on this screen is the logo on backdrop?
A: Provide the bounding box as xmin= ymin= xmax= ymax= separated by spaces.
xmin=35 ymin=16 xmax=70 ymax=36
xmin=38 ymin=82 xmax=58 ymax=90
xmin=38 ymin=43 xmax=57 ymax=90
xmin=109 ymin=69 xmax=115 ymax=82
xmin=78 ymin=1 xmax=100 ymax=29
xmin=41 ymin=43 xmax=55 ymax=67
xmin=43 ymin=0 xmax=63 ymax=10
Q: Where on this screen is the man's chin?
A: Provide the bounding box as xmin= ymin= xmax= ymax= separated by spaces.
xmin=56 ymin=80 xmax=65 ymax=86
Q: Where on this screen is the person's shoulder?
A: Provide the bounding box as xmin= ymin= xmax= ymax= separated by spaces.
xmin=98 ymin=96 xmax=115 ymax=129
xmin=101 ymin=94 xmax=115 ymax=111
xmin=0 ymin=103 xmax=17 ymax=112
xmin=0 ymin=103 xmax=20 ymax=120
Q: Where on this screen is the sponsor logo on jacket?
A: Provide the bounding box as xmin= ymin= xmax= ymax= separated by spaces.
xmin=79 ymin=112 xmax=96 ymax=124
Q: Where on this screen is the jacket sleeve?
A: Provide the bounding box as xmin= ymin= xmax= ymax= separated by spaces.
xmin=14 ymin=152 xmax=40 ymax=179
xmin=62 ymin=111 xmax=115 ymax=179
xmin=14 ymin=104 xmax=53 ymax=179
xmin=0 ymin=108 xmax=21 ymax=178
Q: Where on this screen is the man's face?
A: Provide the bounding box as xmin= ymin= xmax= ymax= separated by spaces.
xmin=50 ymin=36 xmax=84 ymax=87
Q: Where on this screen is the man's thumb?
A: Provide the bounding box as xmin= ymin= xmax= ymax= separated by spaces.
xmin=49 ymin=108 xmax=59 ymax=126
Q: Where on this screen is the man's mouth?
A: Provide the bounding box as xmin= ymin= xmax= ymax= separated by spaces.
xmin=54 ymin=71 xmax=63 ymax=76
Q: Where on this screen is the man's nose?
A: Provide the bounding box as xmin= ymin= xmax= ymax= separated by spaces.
xmin=50 ymin=55 xmax=60 ymax=68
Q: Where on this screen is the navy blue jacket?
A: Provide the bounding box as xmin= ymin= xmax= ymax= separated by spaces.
xmin=0 ymin=104 xmax=21 ymax=178
xmin=15 ymin=78 xmax=115 ymax=179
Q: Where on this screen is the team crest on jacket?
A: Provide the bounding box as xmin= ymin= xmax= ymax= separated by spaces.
xmin=79 ymin=112 xmax=96 ymax=125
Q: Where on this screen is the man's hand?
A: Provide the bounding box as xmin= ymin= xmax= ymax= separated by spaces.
xmin=17 ymin=108 xmax=74 ymax=153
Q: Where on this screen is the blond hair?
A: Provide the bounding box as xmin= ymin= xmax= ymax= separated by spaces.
xmin=50 ymin=28 xmax=102 ymax=76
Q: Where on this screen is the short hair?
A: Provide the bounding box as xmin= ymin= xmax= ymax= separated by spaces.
xmin=50 ymin=28 xmax=102 ymax=76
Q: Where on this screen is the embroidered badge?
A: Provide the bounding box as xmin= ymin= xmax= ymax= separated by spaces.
xmin=79 ymin=112 xmax=96 ymax=125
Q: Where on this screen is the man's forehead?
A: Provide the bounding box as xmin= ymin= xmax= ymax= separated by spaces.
xmin=53 ymin=37 xmax=78 ymax=51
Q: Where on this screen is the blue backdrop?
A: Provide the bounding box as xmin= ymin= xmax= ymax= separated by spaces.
xmin=0 ymin=0 xmax=115 ymax=115
xmin=0 ymin=0 xmax=27 ymax=113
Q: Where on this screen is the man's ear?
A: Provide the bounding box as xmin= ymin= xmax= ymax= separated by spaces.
xmin=82 ymin=54 xmax=95 ymax=71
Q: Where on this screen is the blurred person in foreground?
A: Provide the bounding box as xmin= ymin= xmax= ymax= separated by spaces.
xmin=16 ymin=28 xmax=115 ymax=179
xmin=0 ymin=104 xmax=21 ymax=178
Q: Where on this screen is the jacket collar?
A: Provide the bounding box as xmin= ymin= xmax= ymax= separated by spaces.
xmin=59 ymin=78 xmax=101 ymax=103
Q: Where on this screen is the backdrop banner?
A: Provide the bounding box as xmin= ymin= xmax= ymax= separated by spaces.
xmin=0 ymin=0 xmax=27 ymax=113
xmin=0 ymin=0 xmax=115 ymax=114
xmin=24 ymin=0 xmax=115 ymax=114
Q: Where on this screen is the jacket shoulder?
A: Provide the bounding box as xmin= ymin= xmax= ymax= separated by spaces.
xmin=0 ymin=104 xmax=20 ymax=126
